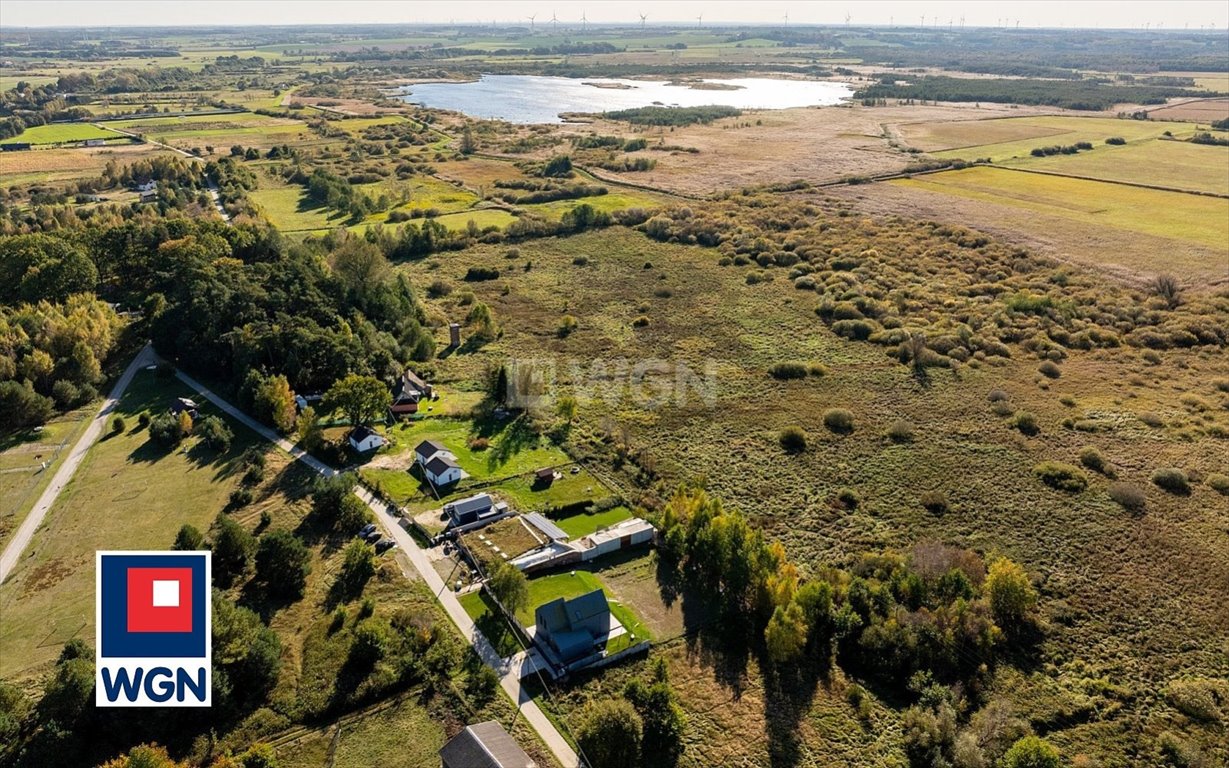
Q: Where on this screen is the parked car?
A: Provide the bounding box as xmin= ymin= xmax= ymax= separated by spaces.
xmin=358 ymin=523 xmax=377 ymax=538
xmin=364 ymin=530 xmax=382 ymax=543
xmin=375 ymin=538 xmax=397 ymax=554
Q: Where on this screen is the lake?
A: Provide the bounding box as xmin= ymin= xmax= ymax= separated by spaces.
xmin=395 ymin=75 xmax=854 ymax=123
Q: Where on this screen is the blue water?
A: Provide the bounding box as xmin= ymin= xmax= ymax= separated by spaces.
xmin=397 ymin=75 xmax=854 ymax=123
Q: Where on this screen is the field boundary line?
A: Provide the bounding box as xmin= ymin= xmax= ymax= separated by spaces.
xmin=982 ymin=163 xmax=1229 ymax=199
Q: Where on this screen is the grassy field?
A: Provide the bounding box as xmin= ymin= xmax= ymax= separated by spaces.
xmin=1006 ymin=138 xmax=1229 ymax=195
xmin=901 ymin=115 xmax=1201 ymax=161
xmin=891 ymin=166 xmax=1229 ymax=249
xmin=0 ymin=371 xmax=261 ymax=681
xmin=248 ymin=181 xmax=345 ymax=231
xmin=0 ymin=404 xmax=95 ymax=551
xmin=4 ymin=122 xmax=119 ymax=145
xmin=110 ymin=112 xmax=311 ymax=150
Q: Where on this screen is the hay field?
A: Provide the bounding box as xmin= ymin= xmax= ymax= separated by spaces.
xmin=901 ymin=115 xmax=1200 ymax=161
xmin=0 ymin=143 xmax=174 ymax=186
xmin=892 ymin=166 xmax=1229 ymax=249
xmin=110 ymin=112 xmax=311 ymax=149
xmin=1146 ymin=97 xmax=1229 ymax=122
xmin=1012 ymin=138 xmax=1229 ymax=195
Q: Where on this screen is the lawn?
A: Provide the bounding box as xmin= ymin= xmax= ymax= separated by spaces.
xmin=483 ymin=465 xmax=615 ymax=514
xmin=1007 ymin=138 xmax=1229 ymax=195
xmin=4 ymin=122 xmax=118 ymax=145
xmin=551 ymin=504 xmax=634 ymax=539
xmin=462 ymin=568 xmax=653 ymax=657
xmin=517 ymin=570 xmax=652 ymax=649
xmin=459 ymin=589 xmax=526 ymax=658
xmin=522 ymin=189 xmax=665 ymax=222
xmin=892 ymin=166 xmax=1229 ymax=249
xmin=431 ymin=208 xmax=519 ymax=231
xmin=0 ymin=370 xmax=262 ymax=681
xmin=903 ymin=115 xmax=1200 ymax=161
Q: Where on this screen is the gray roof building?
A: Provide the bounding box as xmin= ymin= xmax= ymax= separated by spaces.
xmin=439 ymin=720 xmax=536 ymax=768
xmin=415 ymin=439 xmax=450 ymax=463
xmin=425 ymin=453 xmax=460 ymax=476
xmin=534 ymin=589 xmax=612 ymax=665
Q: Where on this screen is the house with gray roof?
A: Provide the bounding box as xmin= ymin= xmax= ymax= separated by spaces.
xmin=533 ymin=589 xmax=615 ymax=666
xmin=439 ymin=720 xmax=536 ymax=768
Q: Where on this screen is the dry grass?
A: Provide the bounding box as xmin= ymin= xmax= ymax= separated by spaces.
xmin=1145 ymin=97 xmax=1229 ymax=122
xmin=566 ymin=103 xmax=1033 ymax=196
xmin=397 ymin=215 xmax=1228 ymax=762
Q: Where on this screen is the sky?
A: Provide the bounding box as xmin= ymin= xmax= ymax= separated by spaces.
xmin=2 ymin=0 xmax=1228 ymax=30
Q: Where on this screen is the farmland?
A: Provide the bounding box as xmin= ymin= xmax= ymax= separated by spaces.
xmin=1011 ymin=138 xmax=1229 ymax=195
xmin=3 ymin=122 xmax=118 ymax=145
xmin=891 ymin=166 xmax=1229 ymax=249
xmin=900 ymin=114 xmax=1201 ymax=161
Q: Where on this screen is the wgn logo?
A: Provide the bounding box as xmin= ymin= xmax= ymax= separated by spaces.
xmin=96 ymin=551 xmax=211 ymax=707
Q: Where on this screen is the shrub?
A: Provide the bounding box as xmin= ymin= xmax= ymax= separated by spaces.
xmin=1106 ymin=136 xmax=1126 ymax=145
xmin=1038 ymin=361 xmax=1061 ymax=379
xmin=110 ymin=415 xmax=126 ymax=434
xmin=632 ymin=316 xmax=650 ymax=328
xmin=887 ymin=420 xmax=915 ymax=443
xmin=920 ymin=491 xmax=948 ymax=513
xmin=1151 ymin=467 xmax=1190 ymax=494
xmin=1108 ymin=482 xmax=1147 ymax=512
xmin=779 ymin=426 xmax=807 ymax=454
xmin=1207 ymin=473 xmax=1229 ymax=495
xmin=426 ymin=279 xmax=452 ymax=297
xmin=1078 ymin=446 xmax=1109 ymax=475
xmin=837 ymin=488 xmax=860 ymax=509
xmin=464 ymin=266 xmax=500 ymax=281
xmin=808 ymin=363 xmax=828 ymax=377
xmin=573 ymin=256 xmax=590 ymax=266
xmin=1013 ymin=411 xmax=1040 ymax=436
xmin=1034 ymin=461 xmax=1088 ymax=492
xmin=1001 ymin=736 xmax=1059 ymax=768
xmin=137 ymin=412 xmax=151 ymax=428
xmin=229 ymin=488 xmax=254 ymax=507
xmin=768 ymin=362 xmax=808 ymax=380
xmin=196 ymin=415 xmax=233 ymax=452
xmin=148 ymin=412 xmax=184 ymax=447
xmin=823 ymin=408 xmax=855 ymax=434
xmin=557 ymin=315 xmax=579 ymax=338
xmin=987 ymin=389 xmax=1010 ymax=402
xmin=1139 ymin=411 xmax=1164 ymax=428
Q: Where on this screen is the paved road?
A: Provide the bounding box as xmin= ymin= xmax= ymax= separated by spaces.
xmin=173 ymin=368 xmax=580 ymax=768
xmin=0 ymin=344 xmax=155 ymax=584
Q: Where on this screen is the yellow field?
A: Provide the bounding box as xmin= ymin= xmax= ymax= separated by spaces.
xmin=1013 ymin=138 xmax=1229 ymax=195
xmin=901 ymin=115 xmax=1200 ymax=161
xmin=0 ymin=143 xmax=174 ymax=186
xmin=892 ymin=166 xmax=1229 ymax=249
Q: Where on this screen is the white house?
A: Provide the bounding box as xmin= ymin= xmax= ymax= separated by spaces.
xmin=415 ymin=439 xmax=464 ymax=486
xmin=348 ymin=425 xmax=386 ymax=453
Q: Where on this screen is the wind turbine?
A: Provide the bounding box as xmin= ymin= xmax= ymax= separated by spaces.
xmin=960 ymin=16 xmax=965 ymax=29
xmin=581 ymin=11 xmax=587 ymax=31
xmin=639 ymin=13 xmax=647 ymax=29
xmin=550 ymin=12 xmax=558 ymax=31
xmin=845 ymin=12 xmax=851 ymax=26
xmin=527 ymin=13 xmax=536 ymax=30
xmin=783 ymin=11 xmax=788 ymax=27
xmin=920 ymin=14 xmax=926 ymax=27
xmin=696 ymin=14 xmax=702 ymax=28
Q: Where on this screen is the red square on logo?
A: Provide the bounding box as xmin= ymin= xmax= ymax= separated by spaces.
xmin=126 ymin=567 xmax=193 ymax=633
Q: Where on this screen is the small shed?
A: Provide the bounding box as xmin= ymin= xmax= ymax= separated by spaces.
xmin=439 ymin=720 xmax=536 ymax=768
xmin=449 ymin=322 xmax=462 ymax=348
xmin=533 ymin=467 xmax=556 ymax=486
